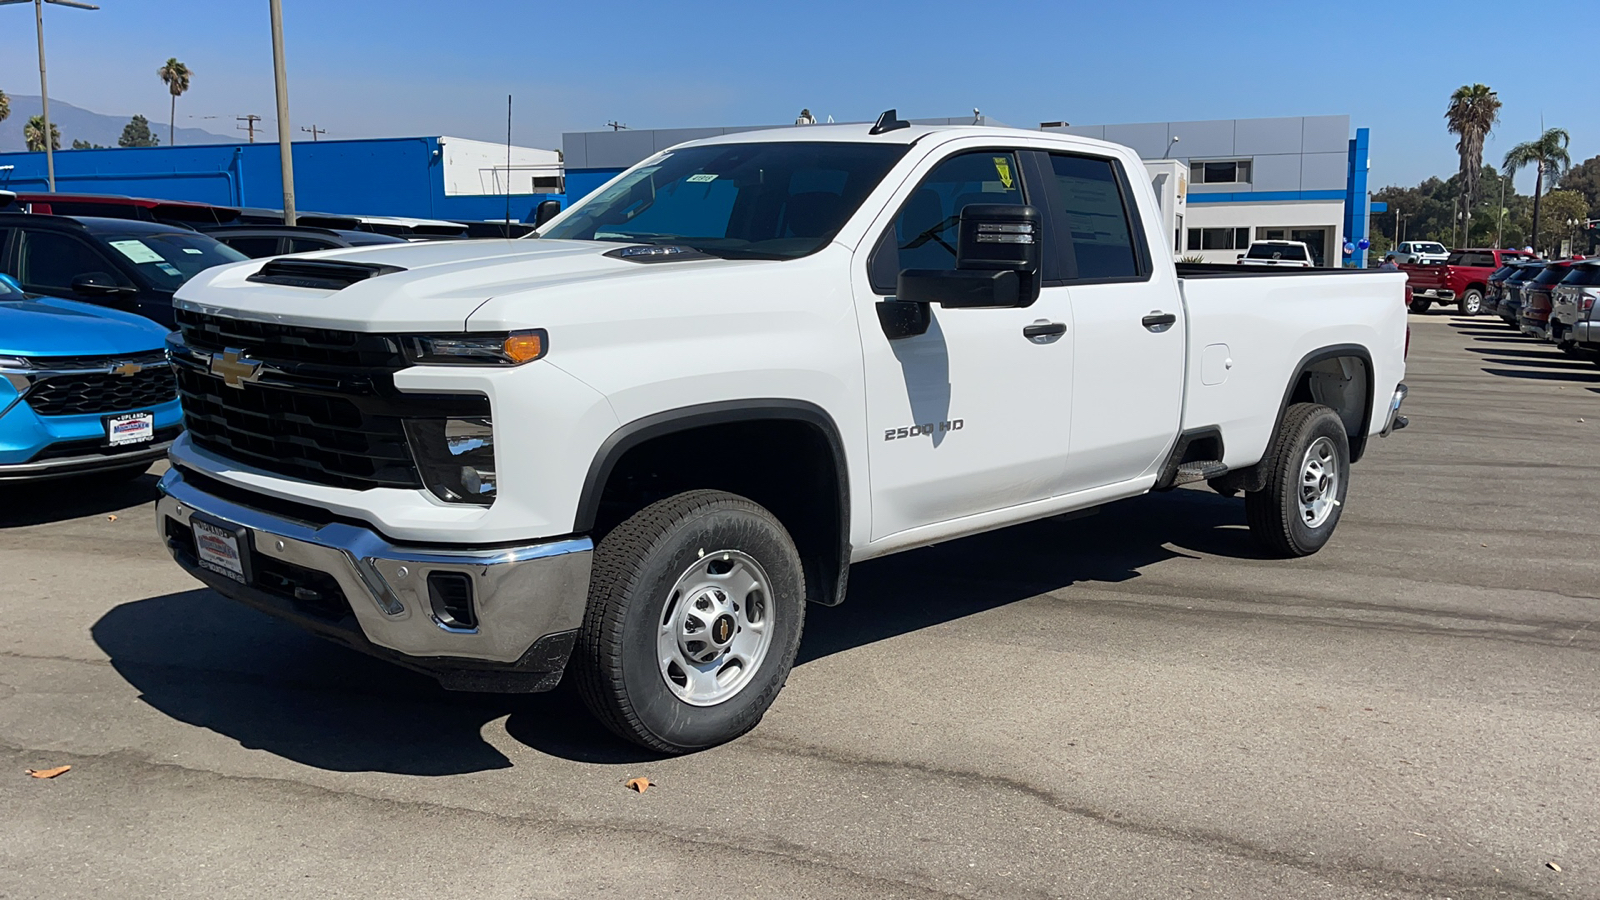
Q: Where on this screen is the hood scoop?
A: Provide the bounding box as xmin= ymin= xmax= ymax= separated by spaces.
xmin=604 ymin=244 xmax=714 ymax=264
xmin=247 ymin=258 xmax=407 ymax=290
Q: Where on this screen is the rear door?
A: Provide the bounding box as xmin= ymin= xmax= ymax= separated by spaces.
xmin=1038 ymin=150 xmax=1186 ymax=492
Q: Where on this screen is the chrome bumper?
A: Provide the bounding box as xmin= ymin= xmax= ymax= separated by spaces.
xmin=156 ymin=467 xmax=593 ymax=672
xmin=1380 ymin=383 xmax=1409 ymax=437
xmin=0 ymin=439 xmax=172 ymax=482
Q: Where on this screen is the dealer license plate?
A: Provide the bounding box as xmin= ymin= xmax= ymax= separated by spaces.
xmin=106 ymin=411 xmax=155 ymax=447
xmin=192 ymin=518 xmax=247 ymax=584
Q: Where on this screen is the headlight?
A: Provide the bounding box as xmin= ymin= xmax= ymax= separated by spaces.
xmin=402 ymin=330 xmax=546 ymax=366
xmin=405 ymin=417 xmax=497 ymax=505
xmin=0 ymin=356 xmax=32 ymax=370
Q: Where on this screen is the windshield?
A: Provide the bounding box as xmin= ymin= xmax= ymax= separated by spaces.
xmin=100 ymin=231 xmax=247 ymax=291
xmin=541 ymin=142 xmax=909 ymax=260
xmin=1413 ymin=243 xmax=1445 ymax=254
xmin=1247 ymin=243 xmax=1307 ymax=261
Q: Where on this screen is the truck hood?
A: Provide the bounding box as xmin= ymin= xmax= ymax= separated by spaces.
xmin=0 ymin=295 xmax=171 ymax=357
xmin=173 ymin=238 xmax=760 ymax=332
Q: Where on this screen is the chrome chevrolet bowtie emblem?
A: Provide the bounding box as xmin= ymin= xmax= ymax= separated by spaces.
xmin=209 ymin=348 xmax=263 ymax=389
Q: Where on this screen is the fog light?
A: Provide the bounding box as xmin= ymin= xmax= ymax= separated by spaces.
xmin=405 ymin=417 xmax=497 ymax=505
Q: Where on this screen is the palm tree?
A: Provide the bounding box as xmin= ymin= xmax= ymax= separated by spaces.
xmin=1503 ymin=128 xmax=1572 ymax=253
xmin=157 ymin=58 xmax=192 ymax=147
xmin=1445 ymin=84 xmax=1500 ymax=245
xmin=24 ymin=115 xmax=60 ymax=153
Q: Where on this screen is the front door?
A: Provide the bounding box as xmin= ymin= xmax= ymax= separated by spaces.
xmin=851 ymin=148 xmax=1077 ymax=542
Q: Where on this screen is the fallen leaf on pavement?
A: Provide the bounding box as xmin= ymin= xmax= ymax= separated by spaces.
xmin=1548 ymin=862 xmax=1562 ymax=873
xmin=106 ymin=515 xmax=118 ymax=522
xmin=26 ymin=766 xmax=71 ymax=779
xmin=625 ymin=777 xmax=652 ymax=793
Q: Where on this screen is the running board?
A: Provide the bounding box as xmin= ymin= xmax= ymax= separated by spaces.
xmin=1170 ymin=460 xmax=1228 ymax=486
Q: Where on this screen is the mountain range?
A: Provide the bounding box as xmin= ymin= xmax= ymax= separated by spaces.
xmin=0 ymin=95 xmax=236 ymax=152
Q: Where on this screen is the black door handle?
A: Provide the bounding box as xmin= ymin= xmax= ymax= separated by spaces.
xmin=1023 ymin=322 xmax=1067 ymax=339
xmin=1141 ymin=312 xmax=1177 ymax=330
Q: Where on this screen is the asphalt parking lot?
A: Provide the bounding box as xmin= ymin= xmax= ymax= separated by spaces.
xmin=2 ymin=312 xmax=1598 ymax=900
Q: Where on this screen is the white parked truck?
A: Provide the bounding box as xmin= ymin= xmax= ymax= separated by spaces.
xmin=157 ymin=112 xmax=1410 ymax=752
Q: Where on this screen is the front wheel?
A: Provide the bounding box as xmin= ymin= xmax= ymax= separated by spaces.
xmin=1245 ymin=403 xmax=1351 ymax=558
xmin=574 ymin=490 xmax=806 ymax=753
xmin=1458 ymin=288 xmax=1483 ymax=316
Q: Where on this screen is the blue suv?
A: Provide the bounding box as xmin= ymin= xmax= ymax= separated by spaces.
xmin=0 ymin=273 xmax=182 ymax=482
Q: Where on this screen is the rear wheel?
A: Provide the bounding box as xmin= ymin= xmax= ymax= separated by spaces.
xmin=574 ymin=490 xmax=806 ymax=753
xmin=1409 ymin=297 xmax=1431 ymax=314
xmin=1458 ymin=288 xmax=1483 ymax=316
xmin=1245 ymin=403 xmax=1351 ymax=558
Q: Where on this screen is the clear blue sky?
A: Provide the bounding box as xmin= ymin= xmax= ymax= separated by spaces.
xmin=2 ymin=0 xmax=1592 ymax=192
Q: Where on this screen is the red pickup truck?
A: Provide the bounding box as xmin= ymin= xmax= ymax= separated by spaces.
xmin=1402 ymin=248 xmax=1536 ymax=315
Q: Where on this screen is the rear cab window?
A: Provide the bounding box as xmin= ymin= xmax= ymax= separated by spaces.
xmin=1247 ymin=243 xmax=1308 ymax=261
xmin=1045 ymin=153 xmax=1143 ymax=280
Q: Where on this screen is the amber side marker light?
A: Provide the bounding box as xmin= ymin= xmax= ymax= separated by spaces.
xmin=503 ymin=332 xmax=545 ymax=363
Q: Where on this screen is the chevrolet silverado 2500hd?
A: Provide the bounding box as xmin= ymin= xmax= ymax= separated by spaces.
xmin=156 ymin=114 xmax=1409 ymax=752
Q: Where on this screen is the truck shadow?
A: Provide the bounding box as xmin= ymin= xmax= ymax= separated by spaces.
xmin=91 ymin=488 xmax=1255 ymax=771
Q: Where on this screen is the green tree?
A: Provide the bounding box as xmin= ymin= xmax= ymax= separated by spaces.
xmin=23 ymin=115 xmax=60 ymax=153
xmin=1559 ymin=155 xmax=1600 ymax=218
xmin=1537 ymin=190 xmax=1589 ymax=254
xmin=118 ymin=114 xmax=159 ymax=148
xmin=0 ymin=89 xmax=10 ymax=127
xmin=157 ymin=58 xmax=192 ymax=147
xmin=1503 ymin=128 xmax=1572 ymax=254
xmin=1444 ymin=84 xmax=1500 ymax=244
xmin=70 ymin=139 xmax=107 ymax=150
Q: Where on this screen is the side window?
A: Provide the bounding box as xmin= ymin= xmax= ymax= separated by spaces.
xmin=869 ymin=151 xmax=1025 ymax=292
xmin=1048 ymin=154 xmax=1140 ymax=280
xmin=17 ymin=230 xmax=130 ymax=292
xmin=288 ymin=237 xmax=336 ymax=254
xmin=223 ymin=236 xmax=284 ymax=258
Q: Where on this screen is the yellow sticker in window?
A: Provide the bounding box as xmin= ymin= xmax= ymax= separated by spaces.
xmin=993 ymin=157 xmax=1014 ymax=190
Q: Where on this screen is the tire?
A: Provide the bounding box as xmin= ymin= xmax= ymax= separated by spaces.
xmin=1244 ymin=403 xmax=1351 ymax=558
xmin=574 ymin=489 xmax=806 ymax=753
xmin=1409 ymin=298 xmax=1431 ymax=314
xmin=1458 ymin=288 xmax=1483 ymax=316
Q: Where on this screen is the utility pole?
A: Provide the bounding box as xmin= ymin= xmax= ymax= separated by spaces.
xmin=606 ymin=120 xmax=627 ymax=131
xmin=1 ymin=0 xmax=100 ymax=192
xmin=236 ymin=114 xmax=261 ymax=143
xmin=269 ymin=0 xmax=295 ymax=224
xmin=300 ymin=125 xmax=325 ymax=142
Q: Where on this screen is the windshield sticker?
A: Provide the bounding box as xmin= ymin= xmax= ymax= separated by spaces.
xmin=686 ymin=173 xmax=718 ymax=183
xmin=993 ymin=157 xmax=1014 ymax=190
xmin=109 ymin=240 xmax=165 ymax=264
xmin=156 ymin=262 xmax=182 ymax=276
xmin=181 ymin=247 xmax=203 ymax=254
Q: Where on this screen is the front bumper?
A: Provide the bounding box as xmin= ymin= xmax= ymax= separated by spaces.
xmin=1380 ymin=383 xmax=1409 ymax=437
xmin=156 ymin=466 xmax=594 ymax=692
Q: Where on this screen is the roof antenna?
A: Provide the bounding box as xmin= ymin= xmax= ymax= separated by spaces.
xmin=869 ymin=109 xmax=910 ymax=135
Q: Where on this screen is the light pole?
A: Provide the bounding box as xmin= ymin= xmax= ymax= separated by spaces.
xmin=0 ymin=0 xmax=99 ymax=193
xmin=269 ymin=0 xmax=295 ymax=225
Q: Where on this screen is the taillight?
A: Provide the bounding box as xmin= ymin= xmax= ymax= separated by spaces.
xmin=1582 ymin=290 xmax=1598 ymax=313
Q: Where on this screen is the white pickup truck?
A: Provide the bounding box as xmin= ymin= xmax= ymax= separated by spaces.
xmin=157 ymin=113 xmax=1409 ymax=752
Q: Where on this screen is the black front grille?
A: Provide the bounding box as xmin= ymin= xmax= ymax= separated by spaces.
xmin=27 ymin=367 xmax=178 ymax=416
xmin=175 ymin=365 xmax=422 ymax=490
xmin=176 ymin=309 xmax=406 ymax=369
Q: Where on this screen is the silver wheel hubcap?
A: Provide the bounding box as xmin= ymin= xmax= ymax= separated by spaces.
xmin=1298 ymin=436 xmax=1340 ymax=529
xmin=657 ymin=550 xmax=774 ymax=707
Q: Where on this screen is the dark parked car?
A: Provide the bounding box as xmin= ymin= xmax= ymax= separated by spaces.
xmin=6 ymin=192 xmax=241 ymax=227
xmin=1519 ymin=260 xmax=1581 ymax=341
xmin=1497 ymin=261 xmax=1548 ymax=328
xmin=0 ymin=213 xmax=247 ymax=329
xmin=204 ymin=224 xmax=407 ymax=258
xmin=1482 ymin=263 xmax=1520 ymax=317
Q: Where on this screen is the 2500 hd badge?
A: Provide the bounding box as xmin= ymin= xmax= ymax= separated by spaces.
xmin=885 ymin=419 xmax=964 ymax=441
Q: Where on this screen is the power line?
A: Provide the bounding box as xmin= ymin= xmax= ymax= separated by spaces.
xmin=300 ymin=124 xmax=325 ymax=142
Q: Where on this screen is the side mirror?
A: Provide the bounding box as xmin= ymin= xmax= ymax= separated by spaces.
xmin=71 ymin=272 xmax=133 ymax=296
xmin=533 ymin=199 xmax=563 ymax=229
xmin=897 ymin=204 xmax=1041 ymax=310
xmin=0 ymin=273 xmax=21 ymax=293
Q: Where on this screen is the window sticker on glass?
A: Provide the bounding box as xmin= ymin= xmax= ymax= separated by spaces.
xmin=109 ymin=239 xmax=164 ymax=264
xmin=156 ymin=262 xmax=182 ymax=276
xmin=686 ymin=173 xmax=718 ymax=183
xmin=993 ymin=157 xmax=1014 ymax=190
xmin=181 ymin=247 xmax=203 ymax=254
